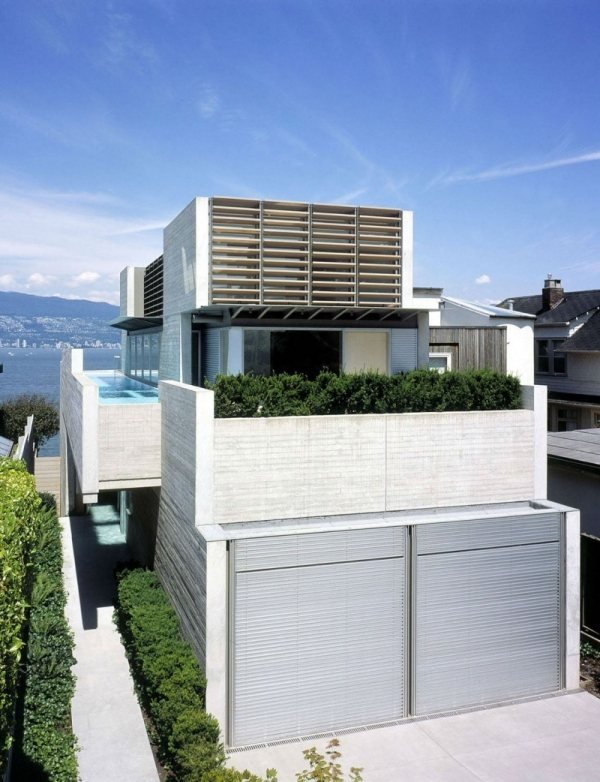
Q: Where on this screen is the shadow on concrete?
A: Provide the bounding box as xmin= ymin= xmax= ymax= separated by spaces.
xmin=69 ymin=495 xmax=129 ymax=630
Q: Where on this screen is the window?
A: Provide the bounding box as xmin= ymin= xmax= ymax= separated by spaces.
xmin=429 ymin=352 xmax=451 ymax=373
xmin=244 ymin=330 xmax=341 ymax=378
xmin=557 ymin=407 xmax=579 ymax=432
xmin=536 ymin=340 xmax=567 ymax=375
xmin=126 ymin=331 xmax=160 ymax=384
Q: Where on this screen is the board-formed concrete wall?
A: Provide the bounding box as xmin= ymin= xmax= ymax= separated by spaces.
xmin=154 ymin=382 xmax=214 ymax=667
xmin=60 ymin=349 xmax=98 ymax=501
xmin=98 ymin=404 xmax=161 ymax=485
xmin=158 ymin=381 xmax=545 ymax=528
xmin=212 ymin=407 xmax=539 ymax=523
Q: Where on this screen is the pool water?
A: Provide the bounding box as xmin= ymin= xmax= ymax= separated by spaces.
xmin=86 ymin=371 xmax=159 ymax=404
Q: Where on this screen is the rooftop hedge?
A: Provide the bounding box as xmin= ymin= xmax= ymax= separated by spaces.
xmin=210 ymin=369 xmax=522 ymax=419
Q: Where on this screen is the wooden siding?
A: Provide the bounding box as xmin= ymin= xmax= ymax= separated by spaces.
xmin=209 ymin=197 xmax=403 ymax=308
xmin=429 ymin=327 xmax=506 ymax=373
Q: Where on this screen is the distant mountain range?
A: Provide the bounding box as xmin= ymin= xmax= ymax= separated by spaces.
xmin=0 ymin=291 xmax=120 ymax=347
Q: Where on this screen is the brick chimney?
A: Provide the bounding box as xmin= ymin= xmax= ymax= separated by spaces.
xmin=541 ymin=275 xmax=564 ymax=311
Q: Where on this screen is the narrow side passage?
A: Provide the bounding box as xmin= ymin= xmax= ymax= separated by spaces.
xmin=61 ymin=503 xmax=159 ymax=782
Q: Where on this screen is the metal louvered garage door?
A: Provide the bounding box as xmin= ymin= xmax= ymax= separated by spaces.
xmin=231 ymin=527 xmax=407 ymax=746
xmin=413 ymin=512 xmax=563 ymax=715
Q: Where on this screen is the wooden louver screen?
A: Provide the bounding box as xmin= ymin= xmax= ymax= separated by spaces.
xmin=210 ymin=197 xmax=402 ymax=308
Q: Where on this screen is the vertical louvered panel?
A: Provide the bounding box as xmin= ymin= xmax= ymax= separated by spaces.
xmin=261 ymin=201 xmax=310 ymax=304
xmin=211 ymin=199 xmax=261 ymax=304
xmin=231 ymin=528 xmax=407 ymax=746
xmin=390 ymin=329 xmax=417 ymax=373
xmin=201 ymin=328 xmax=222 ymax=383
xmin=357 ymin=207 xmax=402 ymax=306
xmin=413 ymin=513 xmax=562 ymax=715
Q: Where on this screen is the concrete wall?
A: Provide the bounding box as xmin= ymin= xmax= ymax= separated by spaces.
xmin=97 ymin=404 xmax=161 ymax=486
xmin=154 ymin=381 xmax=214 ymax=668
xmin=211 ymin=407 xmax=538 ymax=524
xmin=60 ymin=350 xmax=162 ymax=509
xmin=60 ymin=349 xmax=99 ymax=504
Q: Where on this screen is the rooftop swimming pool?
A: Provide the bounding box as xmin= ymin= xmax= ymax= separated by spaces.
xmin=86 ymin=371 xmax=159 ymax=404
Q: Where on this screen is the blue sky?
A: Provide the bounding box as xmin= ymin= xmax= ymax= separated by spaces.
xmin=1 ymin=0 xmax=599 ymax=305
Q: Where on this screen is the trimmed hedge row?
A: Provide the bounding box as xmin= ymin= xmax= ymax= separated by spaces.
xmin=114 ymin=568 xmax=223 ymax=781
xmin=210 ymin=369 xmax=522 ymax=419
xmin=0 ymin=458 xmax=41 ymax=771
xmin=16 ymin=493 xmax=78 ymax=781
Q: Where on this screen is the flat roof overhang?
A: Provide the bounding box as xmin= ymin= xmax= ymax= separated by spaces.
xmin=192 ymin=304 xmax=423 ymax=326
xmin=198 ymin=499 xmax=574 ymax=543
xmin=109 ymin=315 xmax=163 ymax=331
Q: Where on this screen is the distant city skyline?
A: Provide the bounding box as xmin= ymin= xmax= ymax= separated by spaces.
xmin=1 ymin=1 xmax=599 ymax=306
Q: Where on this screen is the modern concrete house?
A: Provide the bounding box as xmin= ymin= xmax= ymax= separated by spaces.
xmin=499 ymin=278 xmax=600 ymax=431
xmin=60 ymin=196 xmax=580 ymax=748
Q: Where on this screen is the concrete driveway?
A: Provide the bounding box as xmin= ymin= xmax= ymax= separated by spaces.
xmin=228 ymin=691 xmax=600 ymax=781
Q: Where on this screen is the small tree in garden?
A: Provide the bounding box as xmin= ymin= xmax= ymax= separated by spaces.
xmin=0 ymin=394 xmax=59 ymax=448
xmin=296 ymin=740 xmax=363 ymax=782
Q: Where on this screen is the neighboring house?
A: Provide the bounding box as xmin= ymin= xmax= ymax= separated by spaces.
xmin=60 ymin=196 xmax=579 ymax=748
xmin=548 ymin=429 xmax=600 ymax=644
xmin=499 ymin=278 xmax=600 ymax=431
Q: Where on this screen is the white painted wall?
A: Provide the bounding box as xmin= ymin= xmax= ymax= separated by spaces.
xmin=342 ymin=331 xmax=388 ymax=373
xmin=120 ymin=267 xmax=145 ymax=317
xmin=504 ymin=323 xmax=534 ymax=384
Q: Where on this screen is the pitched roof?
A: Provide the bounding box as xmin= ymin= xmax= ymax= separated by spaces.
xmin=498 ymin=289 xmax=600 ymax=324
xmin=548 ymin=429 xmax=600 ymax=467
xmin=560 ymin=309 xmax=600 ymax=352
xmin=442 ymin=296 xmax=534 ymax=319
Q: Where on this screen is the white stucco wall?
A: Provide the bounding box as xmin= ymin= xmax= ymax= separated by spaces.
xmin=120 ymin=266 xmax=145 ymax=317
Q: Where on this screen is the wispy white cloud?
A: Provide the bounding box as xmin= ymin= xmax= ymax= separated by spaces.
xmin=434 ymin=150 xmax=600 ymax=186
xmin=198 ymin=84 xmax=220 ymax=118
xmin=475 ymin=274 xmax=491 ymax=285
xmin=0 ymin=180 xmax=163 ymax=303
xmin=67 ymin=271 xmax=101 ymax=288
xmin=322 ymin=123 xmax=408 ymax=199
xmin=27 ymin=272 xmax=56 ymax=288
xmin=331 ymin=188 xmax=369 ymax=205
xmin=102 ymin=10 xmax=157 ymax=67
xmin=0 ymin=100 xmax=124 ymax=149
xmin=0 ymin=274 xmax=16 ymax=288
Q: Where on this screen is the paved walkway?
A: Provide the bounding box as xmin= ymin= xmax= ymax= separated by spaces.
xmin=61 ymin=507 xmax=159 ymax=782
xmin=230 ymin=690 xmax=600 ymax=781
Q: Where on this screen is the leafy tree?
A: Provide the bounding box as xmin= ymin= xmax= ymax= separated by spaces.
xmin=0 ymin=394 xmax=59 ymax=448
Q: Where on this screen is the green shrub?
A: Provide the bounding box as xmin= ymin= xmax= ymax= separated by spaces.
xmin=16 ymin=503 xmax=77 ymax=781
xmin=0 ymin=459 xmax=41 ymax=769
xmin=210 ymin=370 xmax=521 ymax=419
xmin=114 ymin=568 xmax=222 ymax=780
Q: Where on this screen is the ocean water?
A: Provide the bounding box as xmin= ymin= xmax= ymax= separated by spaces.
xmin=0 ymin=348 xmax=121 ymax=455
